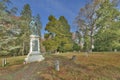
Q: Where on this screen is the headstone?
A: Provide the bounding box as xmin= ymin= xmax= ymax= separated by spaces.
xmin=70 ymin=55 xmax=76 ymax=61
xmin=55 ymin=60 xmax=60 ymax=71
xmin=114 ymin=49 xmax=117 ymax=52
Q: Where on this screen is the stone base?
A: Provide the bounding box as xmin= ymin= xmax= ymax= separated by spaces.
xmin=25 ymin=52 xmax=45 ymax=63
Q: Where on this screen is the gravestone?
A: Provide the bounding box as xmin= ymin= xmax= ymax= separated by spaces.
xmin=25 ymin=17 xmax=44 ymax=63
xmin=70 ymin=55 xmax=76 ymax=61
xmin=114 ymin=49 xmax=117 ymax=52
xmin=55 ymin=60 xmax=60 ymax=71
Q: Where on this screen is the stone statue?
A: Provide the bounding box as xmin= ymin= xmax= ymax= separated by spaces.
xmin=29 ymin=17 xmax=38 ymax=35
xmin=25 ymin=17 xmax=44 ymax=63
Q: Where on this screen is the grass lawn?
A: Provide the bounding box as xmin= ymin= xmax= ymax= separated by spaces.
xmin=0 ymin=52 xmax=120 ymax=80
xmin=0 ymin=56 xmax=26 ymax=67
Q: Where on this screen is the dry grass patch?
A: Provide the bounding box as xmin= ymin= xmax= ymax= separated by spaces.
xmin=0 ymin=52 xmax=120 ymax=80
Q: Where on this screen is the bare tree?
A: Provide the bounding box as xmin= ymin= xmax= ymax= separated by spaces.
xmin=75 ymin=0 xmax=103 ymax=52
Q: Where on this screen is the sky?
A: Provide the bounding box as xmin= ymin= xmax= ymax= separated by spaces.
xmin=10 ymin=0 xmax=88 ymax=36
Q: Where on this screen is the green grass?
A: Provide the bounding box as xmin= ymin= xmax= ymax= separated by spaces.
xmin=0 ymin=56 xmax=25 ymax=67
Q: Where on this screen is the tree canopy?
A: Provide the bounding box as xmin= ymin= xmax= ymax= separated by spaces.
xmin=43 ymin=15 xmax=73 ymax=53
xmin=75 ymin=0 xmax=120 ymax=52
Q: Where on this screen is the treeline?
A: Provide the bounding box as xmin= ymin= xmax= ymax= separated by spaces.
xmin=0 ymin=0 xmax=41 ymax=56
xmin=43 ymin=15 xmax=75 ymax=53
xmin=43 ymin=0 xmax=120 ymax=53
xmin=75 ymin=0 xmax=120 ymax=52
xmin=0 ymin=0 xmax=120 ymax=57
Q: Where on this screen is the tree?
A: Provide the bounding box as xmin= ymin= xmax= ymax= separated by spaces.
xmin=58 ymin=16 xmax=73 ymax=52
xmin=75 ymin=0 xmax=102 ymax=52
xmin=43 ymin=15 xmax=73 ymax=53
xmin=0 ymin=0 xmax=21 ymax=56
xmin=75 ymin=0 xmax=120 ymax=52
xmin=0 ymin=0 xmax=11 ymax=11
xmin=9 ymin=7 xmax=18 ymax=15
xmin=94 ymin=0 xmax=120 ymax=51
xmin=19 ymin=4 xmax=32 ymax=55
xmin=73 ymin=43 xmax=81 ymax=52
xmin=20 ymin=4 xmax=32 ymax=20
xmin=35 ymin=14 xmax=42 ymax=37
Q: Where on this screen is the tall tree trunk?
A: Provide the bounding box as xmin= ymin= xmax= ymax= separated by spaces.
xmin=90 ymin=34 xmax=93 ymax=52
xmin=22 ymin=42 xmax=25 ymax=56
xmin=90 ymin=26 xmax=94 ymax=52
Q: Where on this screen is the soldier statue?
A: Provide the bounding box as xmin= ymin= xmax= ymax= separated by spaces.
xmin=29 ymin=17 xmax=39 ymax=35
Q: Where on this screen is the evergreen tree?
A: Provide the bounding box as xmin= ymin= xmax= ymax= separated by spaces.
xmin=43 ymin=15 xmax=73 ymax=53
xmin=35 ymin=14 xmax=42 ymax=37
xmin=0 ymin=0 xmax=21 ymax=56
xmin=20 ymin=4 xmax=32 ymax=20
xmin=19 ymin=4 xmax=32 ymax=55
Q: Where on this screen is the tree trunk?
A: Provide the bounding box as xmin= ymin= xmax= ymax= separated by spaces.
xmin=90 ymin=29 xmax=93 ymax=52
xmin=22 ymin=42 xmax=25 ymax=56
xmin=2 ymin=58 xmax=7 ymax=67
xmin=90 ymin=35 xmax=93 ymax=52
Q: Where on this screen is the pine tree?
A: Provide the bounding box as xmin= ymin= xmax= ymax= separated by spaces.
xmin=20 ymin=4 xmax=32 ymax=21
xmin=19 ymin=4 xmax=32 ymax=55
xmin=43 ymin=15 xmax=73 ymax=53
xmin=35 ymin=14 xmax=42 ymax=37
xmin=0 ymin=0 xmax=21 ymax=56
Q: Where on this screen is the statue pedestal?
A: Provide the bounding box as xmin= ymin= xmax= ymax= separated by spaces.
xmin=25 ymin=35 xmax=44 ymax=63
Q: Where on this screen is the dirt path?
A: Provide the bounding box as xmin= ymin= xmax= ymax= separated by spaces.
xmin=0 ymin=56 xmax=67 ymax=80
xmin=0 ymin=62 xmax=45 ymax=80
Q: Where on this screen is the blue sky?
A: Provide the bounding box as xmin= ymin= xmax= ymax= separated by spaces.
xmin=11 ymin=0 xmax=88 ymax=36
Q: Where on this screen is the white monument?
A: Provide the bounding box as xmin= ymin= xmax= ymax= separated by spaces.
xmin=25 ymin=17 xmax=44 ymax=63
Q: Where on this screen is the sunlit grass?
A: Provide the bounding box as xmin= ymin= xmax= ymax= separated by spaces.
xmin=52 ymin=52 xmax=120 ymax=80
xmin=0 ymin=52 xmax=120 ymax=80
xmin=0 ymin=56 xmax=25 ymax=67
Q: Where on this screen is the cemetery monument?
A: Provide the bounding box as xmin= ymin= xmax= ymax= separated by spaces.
xmin=25 ymin=17 xmax=44 ymax=63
